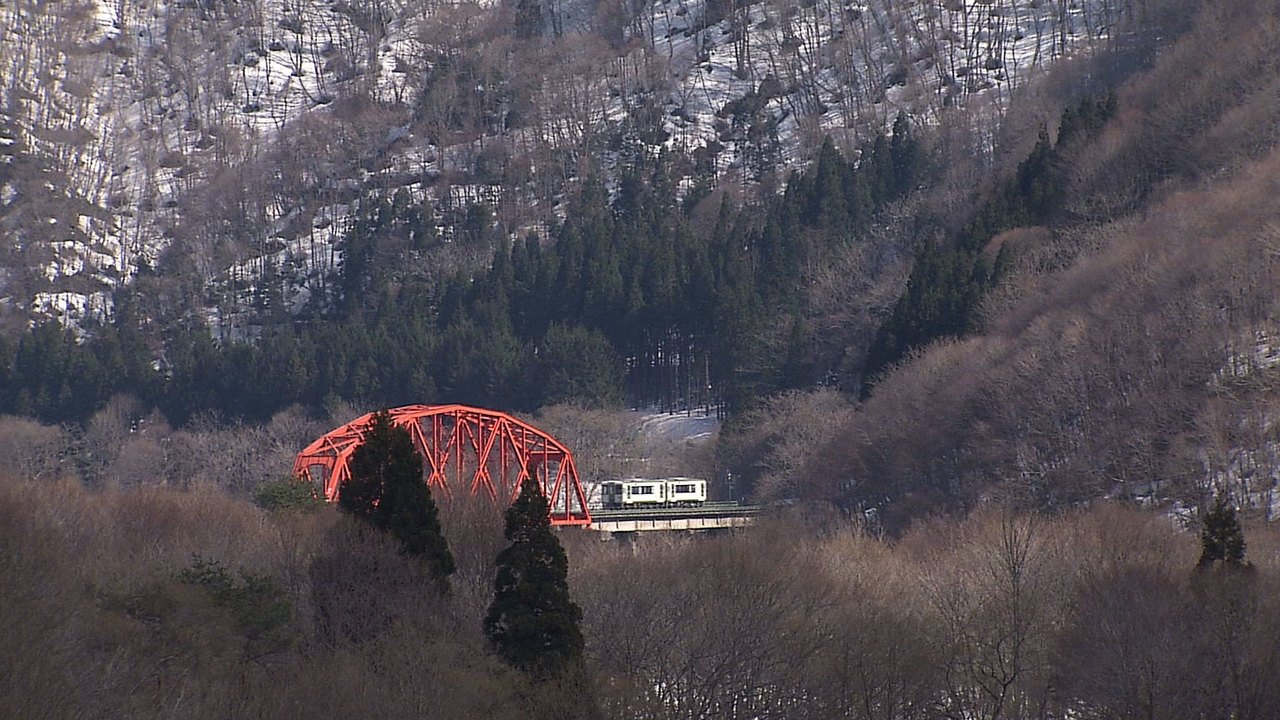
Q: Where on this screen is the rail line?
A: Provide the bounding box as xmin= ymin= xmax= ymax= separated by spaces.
xmin=587 ymin=501 xmax=760 ymax=533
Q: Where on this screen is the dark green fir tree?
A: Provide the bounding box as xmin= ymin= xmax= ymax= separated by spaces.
xmin=1198 ymin=492 xmax=1246 ymax=568
xmin=485 ymin=475 xmax=584 ymax=680
xmin=514 ymin=0 xmax=542 ymax=39
xmin=340 ymin=410 xmax=456 ymax=589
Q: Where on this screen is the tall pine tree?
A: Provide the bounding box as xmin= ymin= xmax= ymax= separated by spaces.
xmin=1198 ymin=492 xmax=1246 ymax=568
xmin=340 ymin=411 xmax=456 ymax=590
xmin=485 ymin=475 xmax=584 ymax=680
xmin=514 ymin=0 xmax=543 ymax=39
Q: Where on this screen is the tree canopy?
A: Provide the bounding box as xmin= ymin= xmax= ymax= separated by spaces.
xmin=1198 ymin=493 xmax=1246 ymax=568
xmin=484 ymin=475 xmax=584 ymax=680
xmin=340 ymin=410 xmax=456 ymax=589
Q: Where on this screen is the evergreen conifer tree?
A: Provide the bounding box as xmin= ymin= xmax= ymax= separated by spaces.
xmin=1198 ymin=493 xmax=1246 ymax=568
xmin=514 ymin=0 xmax=543 ymax=39
xmin=340 ymin=411 xmax=456 ymax=589
xmin=889 ymin=112 xmax=921 ymax=197
xmin=484 ymin=475 xmax=584 ymax=680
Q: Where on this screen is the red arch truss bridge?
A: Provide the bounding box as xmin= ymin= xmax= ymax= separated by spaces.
xmin=293 ymin=404 xmax=591 ymax=526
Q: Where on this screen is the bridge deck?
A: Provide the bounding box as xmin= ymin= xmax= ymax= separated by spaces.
xmin=588 ymin=501 xmax=759 ymax=532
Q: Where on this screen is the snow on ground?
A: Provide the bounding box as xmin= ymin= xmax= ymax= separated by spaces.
xmin=1238 ymin=329 xmax=1280 ymax=375
xmin=31 ymin=291 xmax=114 ymax=327
xmin=634 ymin=408 xmax=721 ymax=445
xmin=647 ymin=0 xmax=1106 ymax=179
xmin=1204 ymin=330 xmax=1280 ymax=521
xmin=186 ymin=0 xmax=1140 ymax=327
xmin=2 ymin=0 xmax=1121 ymax=329
xmin=2 ymin=0 xmax=432 ymax=329
xmin=1205 ymin=443 xmax=1280 ymax=521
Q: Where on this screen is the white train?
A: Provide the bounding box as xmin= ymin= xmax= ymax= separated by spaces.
xmin=599 ymin=477 xmax=708 ymax=509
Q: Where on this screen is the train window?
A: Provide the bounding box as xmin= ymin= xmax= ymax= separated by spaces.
xmin=673 ymin=484 xmax=695 ymax=493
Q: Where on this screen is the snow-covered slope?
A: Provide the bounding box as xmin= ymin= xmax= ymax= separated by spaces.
xmin=1 ymin=0 xmax=1129 ymax=329
xmin=648 ymin=0 xmax=1106 ymax=176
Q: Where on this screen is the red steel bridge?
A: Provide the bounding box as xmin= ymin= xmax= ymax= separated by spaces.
xmin=293 ymin=404 xmax=591 ymax=526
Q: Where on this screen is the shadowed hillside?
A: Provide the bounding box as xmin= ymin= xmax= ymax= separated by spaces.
xmin=793 ymin=0 xmax=1280 ymax=529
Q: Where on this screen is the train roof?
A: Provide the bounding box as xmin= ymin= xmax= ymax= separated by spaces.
xmin=606 ymin=476 xmax=708 ymax=483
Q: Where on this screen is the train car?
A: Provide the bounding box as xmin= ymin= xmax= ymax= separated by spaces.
xmin=665 ymin=477 xmax=707 ymax=506
xmin=600 ymin=479 xmax=666 ymax=508
xmin=599 ymin=477 xmax=707 ymax=509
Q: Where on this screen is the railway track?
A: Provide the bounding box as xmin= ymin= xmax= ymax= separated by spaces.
xmin=590 ymin=501 xmax=760 ymax=522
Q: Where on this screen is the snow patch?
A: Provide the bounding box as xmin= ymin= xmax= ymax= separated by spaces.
xmin=1204 ymin=443 xmax=1280 ymax=522
xmin=31 ymin=291 xmax=114 ymax=329
xmin=634 ymin=409 xmax=721 ymax=445
xmin=1 ymin=0 xmax=1124 ymax=329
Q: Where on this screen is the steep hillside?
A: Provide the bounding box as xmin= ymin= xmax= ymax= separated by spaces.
xmin=792 ymin=0 xmax=1280 ymax=529
xmin=2 ymin=0 xmax=1153 ymax=330
xmin=6 ymin=0 xmax=1257 ymax=529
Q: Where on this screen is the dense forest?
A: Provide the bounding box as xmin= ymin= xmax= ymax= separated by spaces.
xmin=0 ymin=116 xmax=928 ymax=424
xmin=0 ymin=91 xmax=1117 ymax=427
xmin=4 ymin=476 xmax=1279 ymax=719
xmin=6 ymin=0 xmax=1280 ymax=716
xmin=3 ymin=0 xmax=1274 ymax=529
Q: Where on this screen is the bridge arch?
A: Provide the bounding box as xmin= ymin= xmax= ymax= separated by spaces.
xmin=293 ymin=404 xmax=591 ymax=526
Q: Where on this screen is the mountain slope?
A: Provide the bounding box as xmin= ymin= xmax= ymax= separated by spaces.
xmin=797 ymin=0 xmax=1280 ymax=529
xmin=2 ymin=0 xmax=1151 ymax=329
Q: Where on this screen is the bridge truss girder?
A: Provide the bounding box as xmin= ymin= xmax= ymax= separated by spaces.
xmin=293 ymin=404 xmax=591 ymax=526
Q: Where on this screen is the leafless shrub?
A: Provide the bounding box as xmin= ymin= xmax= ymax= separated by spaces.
xmin=531 ymin=404 xmax=640 ymax=488
xmin=0 ymin=416 xmax=72 ymax=482
xmin=719 ymin=388 xmax=857 ymax=504
xmin=6 ymin=466 xmax=1280 ymax=719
